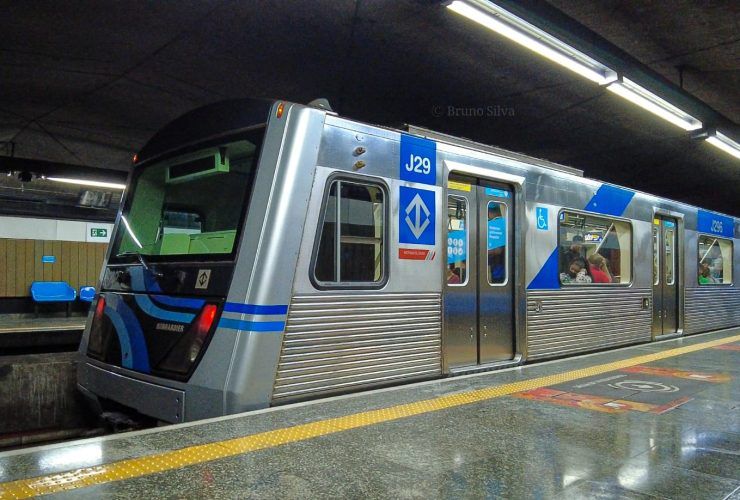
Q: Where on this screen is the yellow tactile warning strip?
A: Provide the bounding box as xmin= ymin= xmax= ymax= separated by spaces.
xmin=2 ymin=333 xmax=738 ymax=499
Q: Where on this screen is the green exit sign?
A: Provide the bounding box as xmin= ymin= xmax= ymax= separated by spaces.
xmin=91 ymin=228 xmax=108 ymax=238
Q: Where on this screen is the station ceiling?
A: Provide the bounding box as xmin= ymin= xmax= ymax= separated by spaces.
xmin=1 ymin=1 xmax=738 ymax=215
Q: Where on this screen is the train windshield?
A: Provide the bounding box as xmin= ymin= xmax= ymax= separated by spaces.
xmin=110 ymin=130 xmax=263 ymax=262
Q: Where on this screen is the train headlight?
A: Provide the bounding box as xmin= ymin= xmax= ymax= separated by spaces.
xmin=87 ymin=296 xmax=107 ymax=355
xmin=188 ymin=304 xmax=218 ymax=362
xmin=157 ymin=303 xmax=220 ymax=377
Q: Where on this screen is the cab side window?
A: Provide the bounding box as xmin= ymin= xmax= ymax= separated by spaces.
xmin=314 ymin=179 xmax=385 ymax=285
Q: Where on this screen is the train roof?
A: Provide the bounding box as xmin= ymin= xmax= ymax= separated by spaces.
xmin=134 ymin=98 xmax=737 ymax=222
xmin=136 ymin=98 xmax=274 ymax=164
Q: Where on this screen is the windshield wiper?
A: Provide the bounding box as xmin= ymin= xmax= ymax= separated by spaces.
xmin=116 ymin=251 xmax=164 ymax=278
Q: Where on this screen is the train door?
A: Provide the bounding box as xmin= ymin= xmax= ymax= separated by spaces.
xmin=652 ymin=216 xmax=679 ymax=336
xmin=444 ymin=176 xmax=514 ymax=370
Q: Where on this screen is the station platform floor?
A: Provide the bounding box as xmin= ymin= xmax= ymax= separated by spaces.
xmin=0 ymin=316 xmax=86 ymax=334
xmin=0 ymin=316 xmax=85 ymax=351
xmin=0 ymin=328 xmax=738 ymax=499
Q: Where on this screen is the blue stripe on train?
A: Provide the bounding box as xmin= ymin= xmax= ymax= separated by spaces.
xmin=217 ymin=318 xmax=286 ymax=332
xmin=223 ymin=303 xmax=289 ymax=315
xmin=151 ymin=295 xmax=206 ymax=310
xmin=527 ymin=184 xmax=635 ymax=290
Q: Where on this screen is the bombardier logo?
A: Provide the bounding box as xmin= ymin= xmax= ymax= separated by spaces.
xmin=156 ymin=322 xmax=185 ymax=333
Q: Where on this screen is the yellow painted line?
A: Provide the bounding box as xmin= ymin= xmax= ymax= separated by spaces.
xmin=1 ymin=333 xmax=738 ymax=498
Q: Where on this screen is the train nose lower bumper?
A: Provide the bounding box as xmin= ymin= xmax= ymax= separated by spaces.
xmin=78 ymin=362 xmax=186 ymax=423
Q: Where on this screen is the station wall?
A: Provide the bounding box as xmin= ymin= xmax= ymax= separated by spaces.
xmin=0 ymin=216 xmax=113 ymax=243
xmin=0 ymin=217 xmax=113 ymax=298
xmin=0 ymin=240 xmax=107 ymax=298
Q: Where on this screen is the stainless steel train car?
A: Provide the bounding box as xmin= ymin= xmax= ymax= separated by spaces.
xmin=77 ymin=98 xmax=739 ymax=423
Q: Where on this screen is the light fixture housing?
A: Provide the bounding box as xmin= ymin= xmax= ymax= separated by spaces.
xmin=447 ymin=0 xmax=617 ymax=85
xmin=606 ymin=77 xmax=702 ymax=131
xmin=705 ymin=130 xmax=740 ymax=160
xmin=46 ymin=176 xmax=126 ymax=190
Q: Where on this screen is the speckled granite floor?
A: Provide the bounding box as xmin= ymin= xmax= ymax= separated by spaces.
xmin=1 ymin=328 xmax=738 ymax=499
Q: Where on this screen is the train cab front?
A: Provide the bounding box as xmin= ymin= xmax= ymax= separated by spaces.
xmin=77 ymin=99 xmax=275 ymax=424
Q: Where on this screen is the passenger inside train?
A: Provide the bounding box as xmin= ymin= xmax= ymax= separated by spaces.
xmin=447 ymin=263 xmax=461 ymax=284
xmin=587 ymin=253 xmax=613 ymax=283
xmin=697 ymin=235 xmax=733 ymax=284
xmin=559 ymin=257 xmax=592 ymax=283
xmin=560 ymin=234 xmax=585 ymax=271
xmin=698 ymin=262 xmax=714 ymax=284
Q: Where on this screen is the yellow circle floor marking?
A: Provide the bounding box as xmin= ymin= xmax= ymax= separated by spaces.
xmin=1 ymin=333 xmax=738 ymax=498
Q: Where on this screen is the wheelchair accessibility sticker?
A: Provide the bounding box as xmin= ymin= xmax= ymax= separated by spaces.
xmin=399 ymin=186 xmax=436 ymax=260
xmin=536 ymin=206 xmax=548 ymax=230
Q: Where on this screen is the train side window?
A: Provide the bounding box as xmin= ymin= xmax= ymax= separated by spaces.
xmin=558 ymin=211 xmax=632 ymax=285
xmin=487 ymin=201 xmax=507 ymax=285
xmin=447 ymin=196 xmax=467 ymax=285
xmin=697 ymin=235 xmax=733 ymax=285
xmin=652 ymin=221 xmax=659 ymax=286
xmin=314 ymin=179 xmax=385 ymax=285
xmin=664 ymin=220 xmax=676 ymax=285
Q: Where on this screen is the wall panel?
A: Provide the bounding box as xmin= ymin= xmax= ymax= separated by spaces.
xmin=24 ymin=240 xmax=34 ymax=292
xmin=7 ymin=241 xmax=16 ymax=296
xmin=14 ymin=240 xmax=26 ymax=296
xmin=69 ymin=243 xmax=80 ymax=291
xmin=0 ymin=239 xmax=108 ymax=298
xmin=34 ymin=241 xmax=44 ymax=282
xmin=42 ymin=241 xmax=53 ymax=281
xmin=0 ymin=239 xmax=6 ymax=296
xmin=52 ymin=241 xmax=62 ymax=281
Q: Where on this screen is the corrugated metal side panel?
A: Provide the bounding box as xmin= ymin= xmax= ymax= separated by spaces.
xmin=272 ymin=293 xmax=442 ymax=401
xmin=684 ymin=287 xmax=740 ymax=334
xmin=526 ymin=288 xmax=652 ymax=360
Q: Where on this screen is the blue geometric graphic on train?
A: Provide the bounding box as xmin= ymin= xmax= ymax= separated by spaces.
xmin=135 ymin=294 xmax=196 ymax=323
xmin=527 ymin=249 xmax=560 ymax=290
xmin=697 ymin=210 xmax=734 ymax=238
xmin=104 ymin=293 xmax=151 ymax=372
xmin=399 ymin=186 xmax=435 ymax=245
xmin=583 ymin=184 xmax=635 ymax=217
xmin=528 ymin=184 xmax=635 ymax=289
xmin=400 ymin=134 xmax=436 ymax=185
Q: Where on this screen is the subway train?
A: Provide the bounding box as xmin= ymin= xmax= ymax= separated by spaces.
xmin=76 ymin=98 xmax=739 ymax=423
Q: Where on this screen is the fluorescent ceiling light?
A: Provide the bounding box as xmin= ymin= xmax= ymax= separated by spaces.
xmin=447 ymin=0 xmax=617 ymax=85
xmin=606 ymin=78 xmax=702 ymax=131
xmin=706 ymin=131 xmax=740 ymax=160
xmin=46 ymin=177 xmax=126 ymax=190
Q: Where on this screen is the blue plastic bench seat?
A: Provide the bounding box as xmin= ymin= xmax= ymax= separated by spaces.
xmin=79 ymin=286 xmax=96 ymax=303
xmin=30 ymin=281 xmax=77 ymax=317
